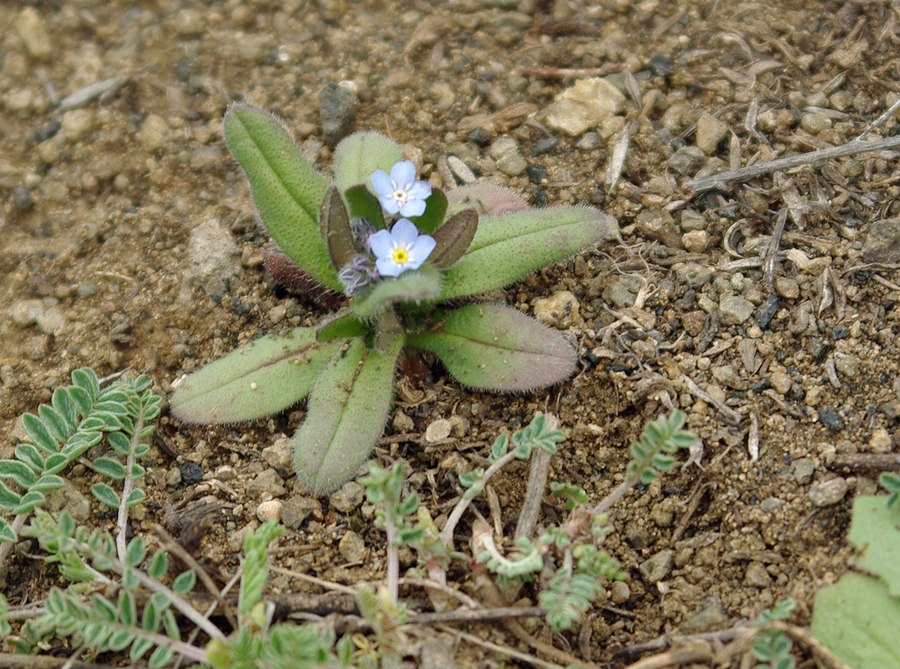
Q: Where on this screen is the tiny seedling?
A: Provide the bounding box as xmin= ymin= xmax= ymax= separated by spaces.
xmin=170 ymin=104 xmax=619 ymax=494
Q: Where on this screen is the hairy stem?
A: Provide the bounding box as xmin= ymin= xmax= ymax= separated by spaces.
xmin=385 ymin=513 xmax=400 ymax=607
xmin=589 ymin=478 xmax=633 ymax=517
xmin=116 ymin=413 xmax=144 ymax=562
xmin=440 ymin=451 xmax=516 ymax=547
xmin=0 ymin=515 xmax=27 ymax=580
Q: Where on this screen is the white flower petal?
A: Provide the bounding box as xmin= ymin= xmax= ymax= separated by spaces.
xmin=408 ymin=181 xmax=432 ymax=200
xmin=391 ymin=218 xmax=419 ymax=247
xmin=408 ymin=234 xmax=436 ymax=265
xmin=379 ymin=196 xmax=401 ymax=215
xmin=371 ymin=170 xmax=392 ymax=197
xmin=376 ymin=256 xmax=402 ymax=277
xmin=390 ymin=160 xmax=416 ymax=185
xmin=368 ymin=229 xmax=394 ymax=258
xmin=399 ymin=199 xmax=427 ymax=217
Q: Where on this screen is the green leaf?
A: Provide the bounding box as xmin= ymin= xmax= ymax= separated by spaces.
xmin=407 ymin=304 xmax=577 ymax=391
xmin=125 ymin=488 xmax=146 ymax=507
xmin=93 ymin=457 xmax=127 ymax=480
xmin=172 ymin=570 xmax=196 ymax=595
xmin=51 ymin=387 xmax=78 ymax=429
xmin=438 ymin=207 xmax=618 ymax=300
xmin=72 ymin=367 xmax=100 ymax=400
xmin=332 ymin=131 xmax=403 ymax=193
xmin=847 ymin=495 xmax=900 ymax=596
xmin=319 ymin=185 xmax=356 ymax=269
xmin=352 ymin=265 xmax=443 ymax=321
xmin=125 ymin=537 xmax=146 ymax=567
xmin=0 ymin=481 xmax=23 ymax=510
xmin=429 ymin=208 xmax=478 ymax=269
xmin=170 ymin=328 xmax=340 ymax=424
xmin=148 ymin=551 xmax=169 ymax=580
xmin=91 ymin=483 xmax=120 ymax=508
xmin=22 ymin=413 xmax=58 ymax=452
xmin=0 ymin=460 xmax=37 ymax=488
xmin=149 ymin=646 xmax=173 ymax=668
xmin=293 ymin=336 xmax=403 ymax=494
xmin=344 ymin=184 xmax=384 ymax=229
xmin=38 ymin=405 xmax=70 ymax=443
xmin=316 ymin=312 xmax=365 ymax=343
xmin=0 ymin=518 xmax=16 ymax=543
xmin=14 ymin=444 xmax=44 ymax=471
xmin=223 ymin=104 xmax=338 ymax=291
xmin=13 ymin=490 xmax=44 ymax=514
xmin=410 ymin=187 xmax=448 ymax=235
xmin=811 ymin=572 xmax=900 ymax=669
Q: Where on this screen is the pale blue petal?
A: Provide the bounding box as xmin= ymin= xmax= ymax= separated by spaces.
xmin=399 ymin=199 xmax=427 ymax=217
xmin=379 ymin=196 xmax=401 ymax=215
xmin=371 ymin=169 xmax=392 ymax=197
xmin=390 ymin=160 xmax=416 ymax=185
xmin=376 ymin=256 xmax=402 ymax=277
xmin=369 ymin=229 xmax=394 ymax=258
xmin=408 ymin=234 xmax=436 ymax=267
xmin=391 ymin=218 xmax=419 ymax=247
xmin=408 ymin=181 xmax=432 ymax=200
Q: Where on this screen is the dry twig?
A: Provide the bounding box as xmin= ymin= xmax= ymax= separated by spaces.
xmin=685 ymin=135 xmax=900 ymax=191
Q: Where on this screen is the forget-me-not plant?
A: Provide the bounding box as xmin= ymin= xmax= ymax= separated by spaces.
xmin=170 ymin=104 xmax=619 ymax=494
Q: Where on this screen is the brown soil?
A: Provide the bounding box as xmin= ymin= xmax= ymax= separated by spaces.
xmin=1 ymin=0 xmax=899 ymax=667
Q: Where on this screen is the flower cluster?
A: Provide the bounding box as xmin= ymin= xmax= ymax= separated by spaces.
xmin=337 ymin=160 xmax=436 ymax=294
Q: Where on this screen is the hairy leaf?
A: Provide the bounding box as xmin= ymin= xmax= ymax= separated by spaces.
xmin=344 ymin=184 xmax=385 ymax=229
xmin=293 ymin=336 xmax=402 ymax=494
xmin=223 ymin=104 xmax=338 ymax=291
xmin=430 ymin=208 xmax=478 ymax=269
xmin=170 ymin=328 xmax=339 ymax=424
xmin=438 ymin=207 xmax=618 ymax=300
xmin=332 ymin=131 xmax=403 ymax=192
xmin=411 ymin=187 xmax=448 ymax=234
xmin=446 ymin=182 xmax=529 ymax=216
xmin=319 ymin=185 xmax=355 ymax=268
xmin=848 ymin=495 xmax=900 ymax=596
xmin=352 ymin=266 xmax=443 ymax=321
xmin=811 ymin=573 xmax=900 ymax=669
xmin=407 ymin=304 xmax=577 ymax=391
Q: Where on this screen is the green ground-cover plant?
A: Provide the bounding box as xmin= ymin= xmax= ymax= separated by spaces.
xmin=170 ymin=103 xmax=619 ymax=494
xmin=810 ymin=475 xmax=900 ymax=669
xmin=0 ymin=368 xmax=161 ymax=571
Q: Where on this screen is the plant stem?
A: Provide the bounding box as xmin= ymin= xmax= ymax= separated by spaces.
xmin=514 ymin=448 xmax=551 ymax=541
xmin=385 ymin=513 xmax=399 ymax=606
xmin=440 ymin=451 xmax=516 ymax=547
xmin=116 ymin=413 xmax=143 ymax=562
xmin=589 ymin=478 xmax=634 ymax=517
xmin=0 ymin=514 xmax=27 ymax=579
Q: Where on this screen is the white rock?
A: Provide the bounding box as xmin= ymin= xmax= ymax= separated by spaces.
xmin=544 ymin=78 xmax=625 ymax=136
xmin=256 ymin=499 xmax=282 ymax=522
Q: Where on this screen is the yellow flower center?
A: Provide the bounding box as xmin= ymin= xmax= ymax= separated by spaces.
xmin=392 ymin=248 xmax=410 ymax=265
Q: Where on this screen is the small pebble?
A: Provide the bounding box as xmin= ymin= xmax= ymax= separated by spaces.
xmin=744 ymin=562 xmax=772 ymax=588
xmin=681 ymin=230 xmax=709 ymax=252
xmin=15 ymin=7 xmax=52 ymax=59
xmin=575 ymin=132 xmax=601 ymax=150
xmin=11 ymin=185 xmax=34 ymax=211
xmin=319 ymin=82 xmax=359 ymax=147
xmin=281 ymin=495 xmax=321 ymax=528
xmin=695 ymin=112 xmax=729 ymax=154
xmin=639 ymin=549 xmax=674 ymax=583
xmin=800 ymin=112 xmax=832 ymax=134
xmin=425 ymin=419 xmax=453 ymax=443
xmin=261 ymin=437 xmax=293 ymax=474
xmin=329 ymin=481 xmax=365 ymax=513
xmin=808 ymin=477 xmax=849 ymax=507
xmin=718 ymin=295 xmax=754 ymax=325
xmin=868 ymin=428 xmax=892 ymax=454
xmin=338 ymin=530 xmax=368 ymax=563
xmin=525 ymin=164 xmax=548 ymax=184
xmin=467 ymin=127 xmax=491 ymax=146
xmin=530 ymin=136 xmax=559 ymax=155
xmin=769 ymin=370 xmax=792 ymax=394
xmin=140 ymin=114 xmax=172 ymax=152
xmin=609 ymin=581 xmax=630 ymax=604
xmin=818 ymin=407 xmax=845 ymax=431
xmin=792 ymin=458 xmax=815 ymax=484
xmin=755 ymin=295 xmax=780 ymax=330
xmin=179 ymin=461 xmax=204 ymax=486
xmin=256 ymin=499 xmax=282 ymax=522
xmin=668 ymin=146 xmax=706 ymax=175
xmin=533 ymin=290 xmax=580 ymax=328
xmin=635 ymin=209 xmax=680 ymax=247
xmin=61 ymin=109 xmax=95 ymax=142
xmin=247 ymin=468 xmax=286 ymax=498
xmin=774 ymin=277 xmax=800 ymax=299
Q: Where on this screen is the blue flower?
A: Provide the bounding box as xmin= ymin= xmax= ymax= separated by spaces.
xmin=371 ymin=160 xmax=432 ymax=217
xmin=368 ymin=218 xmax=436 ymax=277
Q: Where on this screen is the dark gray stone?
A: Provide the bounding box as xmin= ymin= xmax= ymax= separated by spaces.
xmin=319 ymin=82 xmax=359 ymax=147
